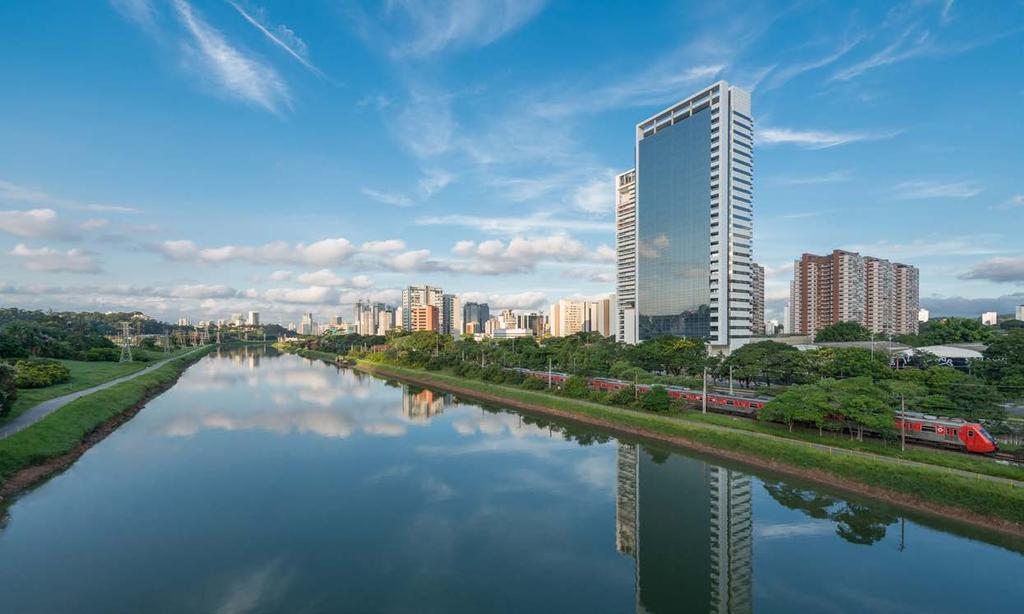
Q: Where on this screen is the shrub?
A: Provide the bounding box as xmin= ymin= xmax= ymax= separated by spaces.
xmin=0 ymin=362 xmax=16 ymax=416
xmin=85 ymin=347 xmax=121 ymax=362
xmin=640 ymin=385 xmax=671 ymax=413
xmin=521 ymin=377 xmax=547 ymax=391
xmin=609 ymin=385 xmax=637 ymax=407
xmin=14 ymin=359 xmax=71 ymax=388
xmin=561 ymin=375 xmax=590 ymax=399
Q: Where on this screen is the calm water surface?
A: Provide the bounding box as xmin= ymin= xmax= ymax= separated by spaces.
xmin=0 ymin=347 xmax=1021 ymax=613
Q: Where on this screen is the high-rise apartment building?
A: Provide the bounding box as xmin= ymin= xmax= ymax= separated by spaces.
xmin=462 ymin=302 xmax=490 ymax=335
xmin=982 ymin=311 xmax=998 ymax=326
xmin=588 ymin=296 xmax=614 ymax=337
xmin=300 ymin=313 xmax=316 ymax=336
xmin=751 ymin=263 xmax=764 ymax=336
xmin=1016 ymin=305 xmax=1024 ymax=321
xmin=789 ymin=250 xmax=918 ymax=336
xmin=633 ymin=82 xmax=754 ymax=350
xmin=377 ymin=309 xmax=394 ymax=335
xmin=615 ymin=169 xmax=638 ymax=344
xmin=247 ymin=311 xmax=260 ymax=326
xmin=402 ymin=285 xmax=443 ymax=330
xmin=440 ymin=294 xmax=462 ymax=337
xmin=411 ymin=305 xmax=439 ymax=332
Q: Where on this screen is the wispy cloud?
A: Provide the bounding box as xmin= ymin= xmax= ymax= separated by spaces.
xmin=172 ymin=0 xmax=291 ymax=113
xmin=416 ymin=212 xmax=612 ymax=235
xmin=369 ymin=0 xmax=547 ymax=58
xmin=758 ymin=127 xmax=901 ymax=149
xmin=889 ymin=180 xmax=983 ymax=200
xmin=773 ymin=170 xmax=852 ymax=186
xmin=226 ymin=0 xmax=323 ymax=76
xmin=760 ymin=35 xmax=864 ymax=91
xmin=361 ymin=188 xmax=413 ymax=207
xmin=0 ymin=178 xmax=137 ymax=213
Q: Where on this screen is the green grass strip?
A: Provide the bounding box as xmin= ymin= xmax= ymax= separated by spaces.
xmin=358 ymin=361 xmax=1024 ymax=527
xmin=0 ymin=348 xmax=212 ymax=484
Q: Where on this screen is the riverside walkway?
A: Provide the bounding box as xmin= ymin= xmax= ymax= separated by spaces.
xmin=0 ymin=350 xmax=201 ymax=439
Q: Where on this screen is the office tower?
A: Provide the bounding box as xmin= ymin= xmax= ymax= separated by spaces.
xmin=634 ymin=82 xmax=754 ymax=351
xmin=440 ymin=294 xmax=463 ymax=337
xmin=616 ymin=169 xmax=638 ymax=344
xmin=588 ymin=296 xmax=614 ymax=337
xmin=550 ymin=299 xmax=589 ymax=337
xmin=402 ymin=285 xmax=443 ymax=330
xmin=411 ymin=305 xmax=440 ymax=332
xmin=750 ymin=264 xmax=764 ymax=336
xmin=462 ymin=302 xmax=490 ymax=335
xmin=982 ymin=311 xmax=998 ymax=326
xmin=247 ymin=311 xmax=260 ymax=326
xmin=515 ymin=312 xmax=546 ymax=337
xmin=300 ymin=313 xmax=315 ymax=335
xmin=708 ymin=467 xmax=753 ymax=614
xmin=790 ymin=250 xmax=919 ymax=336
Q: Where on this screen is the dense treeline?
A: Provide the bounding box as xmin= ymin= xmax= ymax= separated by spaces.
xmin=0 ymin=308 xmax=166 ymax=360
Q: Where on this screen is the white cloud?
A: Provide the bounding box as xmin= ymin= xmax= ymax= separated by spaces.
xmin=459 ymin=291 xmax=548 ymax=311
xmin=172 ymin=0 xmax=291 ymax=113
xmin=571 ymin=171 xmax=615 ymax=214
xmin=269 ymin=270 xmax=293 ymax=281
xmin=226 ymin=0 xmax=323 ymax=76
xmin=361 ymin=188 xmax=413 ymax=207
xmin=758 ymin=127 xmax=901 ymax=149
xmin=830 ymin=28 xmax=932 ymax=82
xmin=889 ymin=180 xmax=983 ymax=200
xmin=417 ymin=168 xmax=454 ymax=197
xmin=263 ymin=285 xmax=338 ymax=304
xmin=0 ymin=179 xmax=136 ymax=213
xmin=9 ymin=244 xmax=102 ymax=273
xmin=295 ymin=269 xmax=348 ymax=286
xmin=157 ymin=237 xmax=358 ymax=266
xmin=0 ymin=208 xmax=67 ymax=238
xmin=361 ymin=239 xmax=406 ymax=253
xmin=772 ymin=170 xmax=852 ymax=186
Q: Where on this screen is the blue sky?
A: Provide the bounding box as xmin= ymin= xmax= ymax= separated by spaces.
xmin=0 ymin=0 xmax=1022 ymax=324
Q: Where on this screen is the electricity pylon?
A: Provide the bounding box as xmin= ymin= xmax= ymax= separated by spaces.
xmin=119 ymin=322 xmax=133 ymax=363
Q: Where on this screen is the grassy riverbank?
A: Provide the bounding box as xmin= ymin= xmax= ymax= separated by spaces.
xmin=356 ymin=360 xmax=1024 ymax=532
xmin=2 ymin=348 xmax=195 ymax=425
xmin=0 ymin=347 xmax=212 ymax=492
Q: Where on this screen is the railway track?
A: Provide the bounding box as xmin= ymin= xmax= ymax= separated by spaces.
xmin=991 ymin=451 xmax=1024 ymax=464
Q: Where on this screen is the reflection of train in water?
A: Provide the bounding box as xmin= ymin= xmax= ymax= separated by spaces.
xmin=511 ymin=369 xmax=999 ymax=454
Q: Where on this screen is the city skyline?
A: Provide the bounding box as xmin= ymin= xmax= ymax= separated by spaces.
xmin=2 ymin=1 xmax=1023 ymax=324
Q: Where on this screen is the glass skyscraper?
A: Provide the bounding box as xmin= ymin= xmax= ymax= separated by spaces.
xmin=627 ymin=81 xmax=754 ymax=350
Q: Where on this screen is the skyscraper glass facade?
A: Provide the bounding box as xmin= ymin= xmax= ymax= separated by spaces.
xmin=637 ymin=107 xmax=712 ymax=340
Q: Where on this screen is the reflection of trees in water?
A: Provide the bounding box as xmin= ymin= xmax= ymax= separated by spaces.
xmin=762 ymin=481 xmax=898 ymax=545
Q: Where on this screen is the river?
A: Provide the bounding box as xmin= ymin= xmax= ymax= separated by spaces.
xmin=0 ymin=346 xmax=1021 ymax=613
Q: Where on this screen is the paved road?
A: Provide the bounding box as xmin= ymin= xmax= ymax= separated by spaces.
xmin=0 ymin=351 xmax=200 ymax=439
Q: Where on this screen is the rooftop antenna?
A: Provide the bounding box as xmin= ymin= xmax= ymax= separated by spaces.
xmin=119 ymin=322 xmax=133 ymax=363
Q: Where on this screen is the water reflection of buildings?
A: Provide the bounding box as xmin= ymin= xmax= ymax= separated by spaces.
xmin=217 ymin=345 xmax=264 ymax=369
xmin=615 ymin=442 xmax=752 ymax=614
xmin=401 ymin=386 xmax=448 ymax=421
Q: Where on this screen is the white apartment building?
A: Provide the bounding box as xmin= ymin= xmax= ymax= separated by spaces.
xmin=247 ymin=311 xmax=260 ymax=326
xmin=982 ymin=311 xmax=998 ymax=326
xmin=615 ymin=169 xmax=638 ymax=344
xmin=401 ymin=285 xmax=443 ymax=330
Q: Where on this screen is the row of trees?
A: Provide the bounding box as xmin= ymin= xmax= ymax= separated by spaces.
xmin=813 ymin=317 xmax=1006 ymax=346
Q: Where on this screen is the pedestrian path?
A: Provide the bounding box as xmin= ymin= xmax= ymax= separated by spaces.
xmin=0 ymin=350 xmax=201 ymax=439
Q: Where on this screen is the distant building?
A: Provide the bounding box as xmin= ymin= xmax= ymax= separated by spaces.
xmin=440 ymin=294 xmax=462 ymax=337
xmin=230 ymin=313 xmax=244 ymax=326
xmin=588 ymin=296 xmax=613 ymax=337
xmin=615 ymin=169 xmax=638 ymax=344
xmin=411 ymin=305 xmax=439 ymax=332
xmin=402 ymin=285 xmax=443 ymax=330
xmin=177 ymin=317 xmax=190 ymax=326
xmin=782 ymin=303 xmax=791 ymax=335
xmin=918 ymin=308 xmax=930 ymax=323
xmin=300 ymin=313 xmax=316 ymax=335
xmin=377 ymin=309 xmax=394 ymax=335
xmin=247 ymin=311 xmax=260 ymax=326
xmin=550 ymin=299 xmax=589 ymax=337
xmin=982 ymin=311 xmax=999 ymax=326
xmin=515 ymin=312 xmax=546 ymax=337
xmin=462 ymin=302 xmax=490 ymax=335
xmin=751 ymin=263 xmax=765 ymax=336
xmin=790 ymin=249 xmax=918 ymax=337
xmin=1016 ymin=305 xmax=1024 ymax=321
xmin=491 ymin=328 xmax=533 ymax=339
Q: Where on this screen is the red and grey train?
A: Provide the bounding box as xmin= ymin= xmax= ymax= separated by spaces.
xmin=512 ymin=368 xmax=999 ymax=454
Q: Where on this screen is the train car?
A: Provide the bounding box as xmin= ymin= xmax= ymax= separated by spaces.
xmin=896 ymin=411 xmax=998 ymax=453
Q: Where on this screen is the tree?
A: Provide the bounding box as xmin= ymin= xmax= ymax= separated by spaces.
xmin=0 ymin=362 xmax=16 ymax=416
xmin=640 ymin=386 xmax=671 ymax=412
xmin=813 ymin=321 xmax=871 ymax=342
xmin=561 ymin=375 xmax=590 ymax=399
